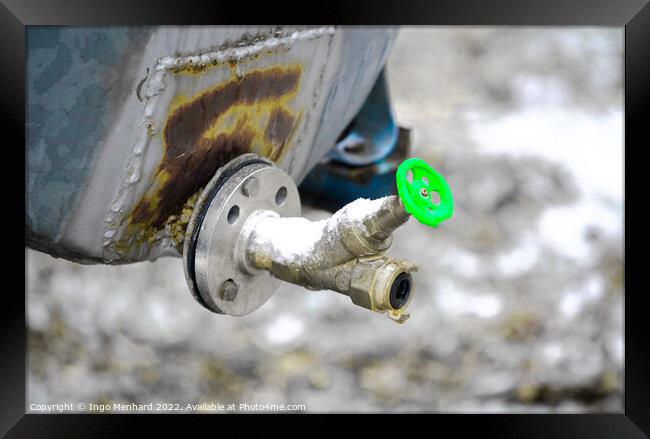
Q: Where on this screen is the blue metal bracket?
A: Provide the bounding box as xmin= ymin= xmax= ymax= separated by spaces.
xmin=327 ymin=69 xmax=398 ymax=167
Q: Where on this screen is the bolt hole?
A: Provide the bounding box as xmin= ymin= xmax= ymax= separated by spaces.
xmin=431 ymin=191 xmax=441 ymax=205
xmin=219 ymin=279 xmax=238 ymax=301
xmin=227 ymin=205 xmax=239 ymax=224
xmin=406 ymin=170 xmax=414 ymax=184
xmin=390 ymin=272 xmax=412 ymax=309
xmin=275 ymin=186 xmax=288 ymax=205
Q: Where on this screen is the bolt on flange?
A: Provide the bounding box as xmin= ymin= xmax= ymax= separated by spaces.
xmin=183 ymin=154 xmax=301 ymax=316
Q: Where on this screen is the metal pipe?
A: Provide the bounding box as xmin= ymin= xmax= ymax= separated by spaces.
xmin=238 ymin=195 xmax=417 ymax=323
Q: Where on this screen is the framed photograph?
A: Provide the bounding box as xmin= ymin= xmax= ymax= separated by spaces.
xmin=3 ymin=0 xmax=647 ymax=436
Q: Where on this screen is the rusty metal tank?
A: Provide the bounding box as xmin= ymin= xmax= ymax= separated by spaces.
xmin=26 ymin=26 xmax=398 ymax=264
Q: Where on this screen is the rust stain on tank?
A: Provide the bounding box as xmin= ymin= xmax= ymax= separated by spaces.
xmin=264 ymin=107 xmax=295 ymax=146
xmin=128 ymin=64 xmax=302 ymax=237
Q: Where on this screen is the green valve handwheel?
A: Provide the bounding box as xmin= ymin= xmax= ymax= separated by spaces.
xmin=396 ymin=157 xmax=454 ymax=227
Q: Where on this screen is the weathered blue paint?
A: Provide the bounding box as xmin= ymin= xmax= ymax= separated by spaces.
xmin=299 ymin=158 xmax=402 ymax=213
xmin=26 ymin=27 xmax=150 ymax=243
xmin=328 ymin=69 xmax=398 ymax=166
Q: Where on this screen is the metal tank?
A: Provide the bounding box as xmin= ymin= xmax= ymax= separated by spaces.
xmin=26 ymin=26 xmax=398 ymax=264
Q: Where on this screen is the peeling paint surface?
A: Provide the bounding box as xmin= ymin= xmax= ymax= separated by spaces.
xmin=26 ymin=27 xmax=151 ymax=253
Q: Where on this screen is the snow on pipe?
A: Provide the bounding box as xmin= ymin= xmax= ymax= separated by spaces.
xmin=239 ymin=195 xmax=418 ymax=323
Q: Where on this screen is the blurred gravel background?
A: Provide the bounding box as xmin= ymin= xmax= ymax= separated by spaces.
xmin=27 ymin=27 xmax=624 ymax=413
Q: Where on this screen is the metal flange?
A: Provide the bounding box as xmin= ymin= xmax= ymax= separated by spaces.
xmin=183 ymin=154 xmax=301 ymax=315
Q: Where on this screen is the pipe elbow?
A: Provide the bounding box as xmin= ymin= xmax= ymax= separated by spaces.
xmin=242 ymin=195 xmax=418 ymax=323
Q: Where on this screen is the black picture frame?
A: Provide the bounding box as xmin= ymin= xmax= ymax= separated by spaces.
xmin=3 ymin=0 xmax=647 ymax=436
